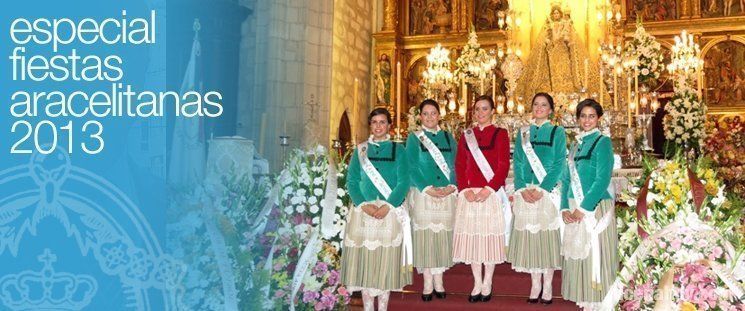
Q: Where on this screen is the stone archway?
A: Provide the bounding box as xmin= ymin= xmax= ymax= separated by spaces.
xmin=338 ymin=111 xmax=352 ymax=156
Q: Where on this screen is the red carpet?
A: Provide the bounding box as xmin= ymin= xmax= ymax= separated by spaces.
xmin=386 ymin=263 xmax=580 ymax=310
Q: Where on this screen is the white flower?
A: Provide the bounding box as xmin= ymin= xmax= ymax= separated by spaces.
xmin=335 ymin=199 xmax=343 ymax=207
xmin=308 ymin=196 xmax=318 ymax=205
xmin=296 ymin=204 xmax=306 ymax=213
xmin=641 ymin=68 xmax=650 ymax=76
xmin=312 ymin=217 xmax=319 ymax=225
xmin=297 ymin=188 xmax=307 ymax=197
xmin=284 ymin=205 xmax=294 ymax=214
xmin=337 ymin=189 xmax=346 ymax=197
xmin=309 ymin=204 xmax=319 ymax=214
xmin=313 ymin=188 xmax=324 ymax=197
xmin=313 ymin=177 xmax=324 ymax=185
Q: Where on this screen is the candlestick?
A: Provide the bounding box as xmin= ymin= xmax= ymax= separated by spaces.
xmin=396 ymin=61 xmax=401 ymax=131
xmin=480 ymin=77 xmax=484 ymax=95
xmin=599 ymin=66 xmax=604 ymax=107
xmin=353 ymin=78 xmax=359 ymax=143
xmin=613 ymin=70 xmax=618 ymax=110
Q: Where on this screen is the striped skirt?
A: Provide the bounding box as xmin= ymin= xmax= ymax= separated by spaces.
xmin=452 ymin=188 xmax=507 ymax=265
xmin=508 ymin=188 xmax=562 ymax=273
xmin=408 ymin=188 xmax=456 ymax=271
xmin=340 ymin=203 xmax=411 ymax=292
xmin=561 ymin=199 xmax=619 ymax=306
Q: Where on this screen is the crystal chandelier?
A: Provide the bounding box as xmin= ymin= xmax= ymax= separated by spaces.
xmin=667 ymin=30 xmax=704 ymax=90
xmin=422 ymin=43 xmax=455 ymax=99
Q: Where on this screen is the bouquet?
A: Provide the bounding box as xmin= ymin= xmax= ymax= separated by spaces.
xmin=704 ymin=116 xmax=745 ymax=197
xmin=624 ymin=20 xmax=665 ymax=85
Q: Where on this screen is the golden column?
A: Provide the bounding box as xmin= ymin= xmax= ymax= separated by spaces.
xmin=383 ymin=0 xmax=398 ymax=32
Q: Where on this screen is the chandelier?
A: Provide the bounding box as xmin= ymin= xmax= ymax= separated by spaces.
xmin=667 ymin=30 xmax=704 ymax=90
xmin=422 ymin=43 xmax=455 ymax=99
xmin=454 ymin=29 xmax=497 ymax=95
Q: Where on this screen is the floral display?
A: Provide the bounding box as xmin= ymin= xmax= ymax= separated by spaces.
xmin=704 ymin=116 xmax=745 ymax=197
xmin=260 ymin=146 xmax=352 ymax=310
xmin=624 ymin=20 xmax=665 ymax=85
xmin=454 ymin=28 xmax=496 ymax=92
xmin=672 ymin=263 xmax=743 ymax=310
xmin=615 ymin=155 xmax=744 ymax=310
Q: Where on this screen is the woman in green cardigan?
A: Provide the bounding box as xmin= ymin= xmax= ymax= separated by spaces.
xmin=509 ymin=93 xmax=566 ymax=305
xmin=560 ymin=99 xmax=619 ymax=310
xmin=405 ymin=99 xmax=457 ymax=302
xmin=340 ymin=108 xmax=411 ymax=311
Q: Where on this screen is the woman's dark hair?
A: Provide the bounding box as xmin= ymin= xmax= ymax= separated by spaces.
xmin=419 ymin=99 xmax=440 ymax=113
xmin=575 ymin=98 xmax=604 ymax=119
xmin=368 ymin=107 xmax=392 ymax=125
xmin=532 ymin=92 xmax=555 ymax=111
xmin=474 ymin=95 xmax=495 ymax=109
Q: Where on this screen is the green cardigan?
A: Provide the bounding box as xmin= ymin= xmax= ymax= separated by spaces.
xmin=560 ymin=130 xmax=614 ymax=212
xmin=513 ymin=122 xmax=567 ymax=192
xmin=405 ymin=129 xmax=457 ymax=191
xmin=347 ymin=141 xmax=410 ymax=207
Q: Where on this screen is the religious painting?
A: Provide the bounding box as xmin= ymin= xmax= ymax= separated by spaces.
xmin=701 ymin=0 xmax=745 ymax=17
xmin=474 ymin=0 xmax=509 ymax=30
xmin=407 ymin=58 xmax=428 ymax=108
xmin=374 ymin=54 xmax=392 ymax=106
xmin=409 ymin=0 xmax=452 ymax=35
xmin=627 ymin=0 xmax=677 ymax=21
xmin=703 ymin=40 xmax=745 ymax=109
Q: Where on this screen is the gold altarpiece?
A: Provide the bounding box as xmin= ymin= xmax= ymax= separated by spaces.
xmin=373 ymin=0 xmax=745 ymax=132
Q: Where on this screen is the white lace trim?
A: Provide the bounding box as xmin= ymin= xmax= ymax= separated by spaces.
xmin=512 ymin=187 xmax=562 ymax=233
xmin=344 ymin=233 xmax=403 ymax=250
xmin=512 ymin=266 xmax=562 ymax=274
xmin=455 ymin=259 xmax=507 ymax=265
xmin=416 ymin=266 xmax=450 ymax=274
xmin=453 ymin=232 xmax=505 ymax=237
xmin=412 ymin=222 xmax=452 ymax=232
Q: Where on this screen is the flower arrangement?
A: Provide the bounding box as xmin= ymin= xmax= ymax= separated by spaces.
xmin=454 ymin=27 xmax=495 ymax=92
xmin=262 ymin=146 xmax=352 ymax=310
xmin=672 ymin=263 xmax=743 ymax=310
xmin=663 ymin=85 xmax=707 ymax=150
xmin=615 ymin=155 xmax=745 ymax=310
xmin=407 ymin=105 xmax=421 ymax=134
xmin=704 ymin=116 xmax=745 ymax=197
xmin=624 ymin=20 xmax=665 ymax=85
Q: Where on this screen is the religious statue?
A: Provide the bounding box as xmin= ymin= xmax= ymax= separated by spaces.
xmin=374 ymin=54 xmax=391 ymax=106
xmin=517 ymin=4 xmax=607 ymax=109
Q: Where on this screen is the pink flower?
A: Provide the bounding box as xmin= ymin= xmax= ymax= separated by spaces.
xmin=621 ymin=299 xmax=641 ymax=311
xmin=313 ymin=262 xmax=329 ymax=277
xmin=337 ymin=286 xmax=349 ymax=296
xmin=275 ymin=289 xmax=286 ymax=298
xmin=671 ymin=238 xmax=683 ymax=250
xmin=683 ymin=235 xmax=695 ymax=246
xmin=658 ymin=240 xmax=668 ymax=248
xmin=697 ymin=239 xmax=709 ymax=249
xmin=634 ymin=281 xmax=655 ymax=302
xmin=712 ymin=246 xmax=724 ymax=259
xmin=327 ymin=270 xmax=340 ymax=286
xmin=303 ymin=290 xmax=320 ymax=303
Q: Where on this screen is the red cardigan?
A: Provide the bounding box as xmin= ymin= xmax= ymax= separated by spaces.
xmin=455 ymin=124 xmax=510 ymax=191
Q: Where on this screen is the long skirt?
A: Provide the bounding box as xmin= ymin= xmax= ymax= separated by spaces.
xmin=340 ymin=200 xmax=411 ymax=294
xmin=507 ymin=186 xmax=562 ymax=273
xmin=452 ymin=188 xmax=507 ymax=264
xmin=561 ymin=199 xmax=619 ymax=308
xmin=408 ymin=188 xmax=456 ymax=273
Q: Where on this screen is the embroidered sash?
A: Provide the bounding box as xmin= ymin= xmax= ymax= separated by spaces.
xmin=520 ymin=126 xmax=561 ymax=208
xmin=415 ymin=130 xmax=450 ymax=181
xmin=358 ymin=142 xmax=393 ymax=199
xmin=464 ymin=129 xmax=494 ymax=181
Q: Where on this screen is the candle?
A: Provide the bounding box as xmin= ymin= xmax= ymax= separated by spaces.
xmin=627 ymin=76 xmax=632 ymax=128
xmin=584 ymin=59 xmax=589 ymax=89
xmin=613 ymin=69 xmax=618 ymax=110
xmin=259 ymin=112 xmax=267 ymax=155
xmin=396 ymin=61 xmax=401 ymax=131
xmin=492 ymin=73 xmax=496 ymax=100
xmin=462 ymin=82 xmax=467 ymax=107
xmin=634 ymin=68 xmax=639 ymax=115
xmin=353 ymin=78 xmax=359 ymax=143
xmin=480 ymin=77 xmax=485 ymax=95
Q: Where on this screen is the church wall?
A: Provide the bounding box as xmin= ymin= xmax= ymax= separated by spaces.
xmin=330 ymin=0 xmax=375 ymax=146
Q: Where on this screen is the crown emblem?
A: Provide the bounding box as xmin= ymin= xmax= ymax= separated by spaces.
xmin=0 ymin=249 xmax=97 ymax=311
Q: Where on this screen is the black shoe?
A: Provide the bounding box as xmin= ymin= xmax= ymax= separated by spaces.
xmin=527 ymin=289 xmax=542 ymax=304
xmin=540 ymin=298 xmax=553 ymax=305
xmin=468 ymin=294 xmax=482 ymax=303
xmin=480 ymin=292 xmax=492 ymax=302
xmin=421 ymin=293 xmax=433 ymax=302
xmin=433 ymin=290 xmax=446 ymax=299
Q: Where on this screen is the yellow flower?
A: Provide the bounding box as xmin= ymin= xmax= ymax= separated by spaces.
xmin=680 ymin=301 xmax=697 ymax=311
xmin=704 ymin=169 xmax=715 ymax=180
xmin=705 ymin=182 xmax=718 ymax=196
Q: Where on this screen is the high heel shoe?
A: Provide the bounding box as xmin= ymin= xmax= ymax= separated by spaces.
xmin=526 ymin=289 xmax=542 ymax=304
xmin=421 ymin=292 xmax=433 ymax=302
xmin=480 ymin=292 xmax=491 ymax=302
xmin=433 ymin=290 xmax=446 ymax=299
xmin=540 ymin=298 xmax=553 ymax=305
xmin=468 ymin=294 xmax=482 ymax=303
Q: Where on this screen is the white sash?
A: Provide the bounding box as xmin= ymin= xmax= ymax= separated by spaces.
xmin=290 ymin=230 xmax=322 ymax=311
xmin=358 ymin=142 xmax=393 ymax=199
xmin=464 ymin=128 xmax=512 ymax=245
xmin=464 ymin=129 xmax=495 ymax=181
xmin=567 ymin=143 xmax=615 ymax=286
xmin=520 ymin=126 xmax=561 ymax=208
xmin=320 ymin=163 xmax=339 ymax=239
xmin=415 ymin=130 xmax=450 ymax=181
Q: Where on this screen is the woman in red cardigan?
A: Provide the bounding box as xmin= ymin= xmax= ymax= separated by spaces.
xmin=453 ymin=95 xmax=511 ymax=303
